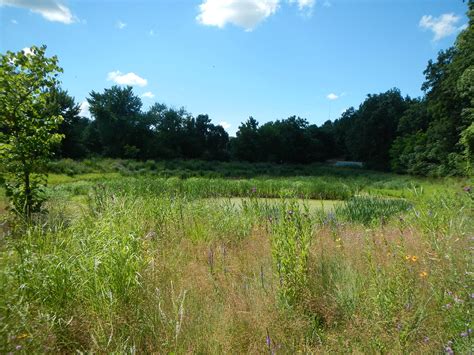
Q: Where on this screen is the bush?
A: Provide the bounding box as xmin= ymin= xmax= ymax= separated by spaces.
xmin=335 ymin=196 xmax=412 ymax=225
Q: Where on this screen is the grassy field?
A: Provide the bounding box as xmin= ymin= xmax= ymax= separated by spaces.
xmin=0 ymin=161 xmax=472 ymax=353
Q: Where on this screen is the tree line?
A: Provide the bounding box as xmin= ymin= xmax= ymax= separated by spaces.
xmin=5 ymin=3 xmax=474 ymax=178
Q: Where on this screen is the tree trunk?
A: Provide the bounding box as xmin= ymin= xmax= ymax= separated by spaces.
xmin=24 ymin=169 xmax=32 ymax=220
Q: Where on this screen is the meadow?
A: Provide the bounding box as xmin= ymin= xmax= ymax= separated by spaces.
xmin=0 ymin=160 xmax=472 ymax=353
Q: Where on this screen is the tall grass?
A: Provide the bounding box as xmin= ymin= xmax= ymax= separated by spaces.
xmin=0 ymin=169 xmax=472 ymax=352
xmin=335 ymin=196 xmax=412 ymax=225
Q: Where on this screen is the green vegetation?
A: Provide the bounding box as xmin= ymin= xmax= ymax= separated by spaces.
xmin=0 ymin=2 xmax=472 ymax=354
xmin=0 ymin=162 xmax=472 ymax=353
xmin=0 ymin=45 xmax=64 ymax=218
xmin=1 ymin=3 xmax=469 ymax=177
xmin=335 ymin=196 xmax=412 ymax=226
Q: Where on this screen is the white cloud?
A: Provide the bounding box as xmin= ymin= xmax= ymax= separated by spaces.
xmin=107 ymin=71 xmax=148 ymax=87
xmin=327 ymin=93 xmax=338 ymax=100
xmin=289 ymin=0 xmax=315 ymax=11
xmin=419 ymin=13 xmax=463 ymax=41
xmin=197 ymin=0 xmax=279 ymax=31
xmin=142 ymin=91 xmax=155 ymax=99
xmin=219 ymin=121 xmax=231 ymax=130
xmin=79 ymin=100 xmax=90 ymax=118
xmin=0 ymin=0 xmax=76 ymax=24
xmin=149 ymin=29 xmax=155 ymax=36
xmin=22 ymin=47 xmax=33 ymax=55
xmin=11 ymin=19 xmax=18 ymax=24
xmin=116 ymin=20 xmax=127 ymax=29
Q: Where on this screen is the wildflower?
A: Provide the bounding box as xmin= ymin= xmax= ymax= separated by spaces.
xmin=266 ymin=328 xmax=271 ymax=349
xmin=15 ymin=345 xmax=22 ymax=350
xmin=288 ymin=210 xmax=293 ymax=215
xmin=445 ymin=346 xmax=454 ymax=355
xmin=251 ymin=187 xmax=257 ymax=193
xmin=411 ymin=255 xmax=418 ymax=262
xmin=419 ymin=271 xmax=428 ymax=278
xmin=460 ymin=328 xmax=473 ymax=337
xmin=453 ymin=296 xmax=463 ymax=304
xmin=405 ymin=255 xmax=411 ymax=260
xmin=423 ymin=336 xmax=430 ymax=343
xmin=443 ymin=303 xmax=452 ymax=309
xmin=463 ymin=186 xmax=471 ymax=193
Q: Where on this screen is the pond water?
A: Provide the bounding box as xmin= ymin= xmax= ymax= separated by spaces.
xmin=205 ymin=197 xmax=342 ymax=213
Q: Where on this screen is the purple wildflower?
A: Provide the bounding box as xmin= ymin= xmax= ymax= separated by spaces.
xmin=463 ymin=186 xmax=471 ymax=193
xmin=266 ymin=328 xmax=272 ymax=350
xmin=445 ymin=346 xmax=454 ymax=355
xmin=423 ymin=336 xmax=430 ymax=343
xmin=251 ymin=187 xmax=257 ymax=193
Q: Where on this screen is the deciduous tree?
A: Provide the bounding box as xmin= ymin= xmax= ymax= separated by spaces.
xmin=0 ymin=45 xmax=64 ymax=218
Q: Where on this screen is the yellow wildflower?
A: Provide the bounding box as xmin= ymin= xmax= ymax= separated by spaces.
xmin=419 ymin=271 xmax=428 ymax=278
xmin=411 ymin=256 xmax=418 ymax=262
xmin=405 ymin=255 xmax=411 ymax=260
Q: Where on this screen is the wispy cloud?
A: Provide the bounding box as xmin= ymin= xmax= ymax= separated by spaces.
xmin=142 ymin=91 xmax=155 ymax=99
xmin=197 ymin=0 xmax=279 ymax=31
xmin=419 ymin=13 xmax=464 ymax=41
xmin=219 ymin=121 xmax=231 ymax=130
xmin=116 ymin=20 xmax=127 ymax=29
xmin=11 ymin=18 xmax=18 ymax=24
xmin=327 ymin=93 xmax=339 ymax=100
xmin=107 ymin=71 xmax=148 ymax=87
xmin=79 ymin=100 xmax=90 ymax=118
xmin=289 ymin=0 xmax=315 ymax=14
xmin=149 ymin=29 xmax=155 ymax=36
xmin=0 ymin=0 xmax=76 ymax=24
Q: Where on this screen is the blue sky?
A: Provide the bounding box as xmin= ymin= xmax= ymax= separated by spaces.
xmin=0 ymin=0 xmax=469 ymax=135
